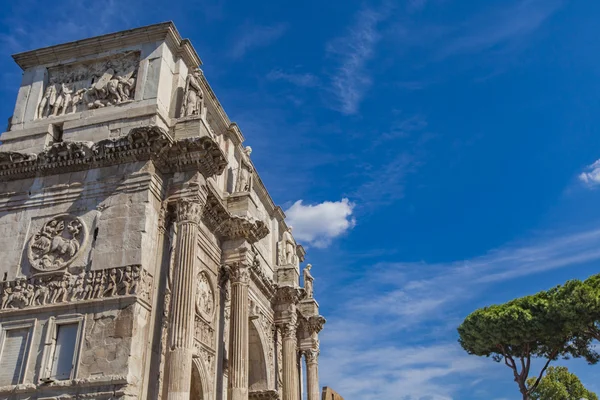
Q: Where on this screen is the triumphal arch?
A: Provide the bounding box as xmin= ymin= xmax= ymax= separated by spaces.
xmin=0 ymin=22 xmax=325 ymax=400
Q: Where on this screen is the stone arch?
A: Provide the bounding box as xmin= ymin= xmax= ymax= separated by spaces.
xmin=248 ymin=319 xmax=270 ymax=391
xmin=190 ymin=357 xmax=211 ymax=400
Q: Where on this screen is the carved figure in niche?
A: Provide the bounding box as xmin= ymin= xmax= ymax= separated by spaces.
xmin=52 ymin=83 xmax=74 ymax=116
xmin=180 ymin=68 xmax=204 ymax=118
xmin=235 ymin=146 xmax=254 ymax=193
xmin=104 ymin=268 xmax=119 ymax=297
xmin=37 ymin=84 xmax=58 ymax=119
xmin=92 ymin=271 xmax=104 ymax=299
xmin=33 ymin=277 xmax=49 ymax=305
xmin=83 ymin=272 xmax=94 ymax=300
xmin=303 ymin=264 xmax=314 ymax=298
xmin=28 ymin=216 xmax=87 ymax=272
xmin=71 ymin=274 xmax=85 ymax=300
xmin=196 ymin=272 xmax=214 ymax=318
xmin=278 ymin=227 xmax=297 ymax=266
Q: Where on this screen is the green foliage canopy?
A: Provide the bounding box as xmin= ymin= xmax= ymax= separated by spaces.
xmin=527 ymin=366 xmax=598 ymax=400
xmin=458 ymin=274 xmax=600 ymax=400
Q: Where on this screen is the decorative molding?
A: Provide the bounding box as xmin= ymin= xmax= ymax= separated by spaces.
xmin=273 ymin=286 xmax=301 ymax=306
xmin=202 ymin=187 xmax=269 ymax=244
xmin=0 ymin=265 xmax=151 ymax=312
xmin=250 ymin=253 xmax=277 ymax=299
xmin=249 ymin=389 xmax=280 ymax=400
xmin=0 ymin=126 xmax=227 ymax=181
xmin=27 ymin=214 xmax=88 ymax=272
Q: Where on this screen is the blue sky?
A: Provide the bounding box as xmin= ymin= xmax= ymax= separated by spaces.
xmin=2 ymin=0 xmax=600 ymax=399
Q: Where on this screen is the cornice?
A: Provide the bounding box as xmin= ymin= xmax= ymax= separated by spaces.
xmin=12 ymin=21 xmax=201 ymax=70
xmin=202 ymin=186 xmax=269 ymax=244
xmin=250 ymin=253 xmax=277 ymax=299
xmin=273 ymin=285 xmax=302 ymax=306
xmin=0 ymin=126 xmax=227 ymax=181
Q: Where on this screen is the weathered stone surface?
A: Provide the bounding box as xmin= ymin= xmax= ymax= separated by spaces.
xmin=0 ymin=22 xmax=326 ymax=400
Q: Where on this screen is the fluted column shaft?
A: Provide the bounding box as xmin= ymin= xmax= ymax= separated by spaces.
xmin=228 ymin=263 xmax=250 ymax=400
xmin=282 ymin=323 xmax=299 ymax=400
xmin=166 ymin=199 xmax=203 ymax=400
xmin=305 ymin=350 xmax=320 ymax=400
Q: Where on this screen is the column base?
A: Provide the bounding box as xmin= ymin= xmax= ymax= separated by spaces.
xmin=166 ymin=348 xmax=194 ymax=400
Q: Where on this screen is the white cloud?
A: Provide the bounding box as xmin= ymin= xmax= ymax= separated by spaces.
xmin=230 ymin=23 xmax=287 ymax=59
xmin=326 ymin=5 xmax=391 ymax=115
xmin=285 ymin=198 xmax=355 ymax=248
xmin=578 ymin=159 xmax=600 ymax=187
xmin=318 ymin=227 xmax=600 ymax=399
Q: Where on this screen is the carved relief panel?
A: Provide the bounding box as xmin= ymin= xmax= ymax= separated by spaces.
xmin=195 ymin=271 xmax=215 ymax=320
xmin=37 ymin=52 xmax=140 ymax=119
xmin=27 ymin=215 xmax=88 ymax=272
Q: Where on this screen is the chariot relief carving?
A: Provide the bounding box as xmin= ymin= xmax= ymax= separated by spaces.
xmin=27 ymin=215 xmax=87 ymax=272
xmin=36 ymin=52 xmax=139 ymax=119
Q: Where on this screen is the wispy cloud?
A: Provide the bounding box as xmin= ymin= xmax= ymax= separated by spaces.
xmin=436 ymin=0 xmax=564 ymax=59
xmin=266 ymin=69 xmax=319 ymax=87
xmin=326 ymin=5 xmax=391 ymax=115
xmin=578 ymin=159 xmax=600 ymax=187
xmin=285 ymin=198 xmax=355 ymax=248
xmin=320 ymin=226 xmax=600 ymax=399
xmin=229 ymin=23 xmax=287 ymax=59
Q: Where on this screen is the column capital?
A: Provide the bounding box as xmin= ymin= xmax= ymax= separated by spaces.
xmin=280 ymin=320 xmax=298 ymax=340
xmin=229 ymin=262 xmax=250 ymax=285
xmin=302 ymin=349 xmax=320 ymax=365
xmin=175 ymin=197 xmax=204 ymax=225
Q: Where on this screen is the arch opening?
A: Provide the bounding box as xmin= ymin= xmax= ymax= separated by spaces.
xmin=248 ymin=321 xmax=268 ymax=391
xmin=190 ymin=359 xmax=205 ymax=400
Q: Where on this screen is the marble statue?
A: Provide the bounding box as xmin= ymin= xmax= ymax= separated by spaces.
xmin=279 ymin=227 xmax=297 ymax=266
xmin=304 ymin=264 xmax=314 ymax=298
xmin=235 ymin=146 xmax=253 ymax=193
xmin=180 ymin=68 xmax=204 ymax=118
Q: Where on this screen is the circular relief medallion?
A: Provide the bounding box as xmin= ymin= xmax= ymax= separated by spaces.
xmin=27 ymin=215 xmax=87 ymax=272
xmin=196 ymin=271 xmax=214 ymax=318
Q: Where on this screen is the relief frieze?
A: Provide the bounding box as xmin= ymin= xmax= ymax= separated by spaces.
xmin=37 ymin=52 xmax=139 ymax=119
xmin=0 ymin=265 xmax=151 ymax=311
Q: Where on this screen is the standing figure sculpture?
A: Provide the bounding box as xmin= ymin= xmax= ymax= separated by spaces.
xmin=180 ymin=68 xmax=204 ymax=117
xmin=235 ymin=146 xmax=254 ymax=193
xmin=37 ymin=84 xmax=58 ymax=119
xmin=304 ymin=264 xmax=314 ymax=298
xmin=279 ymin=227 xmax=297 ymax=266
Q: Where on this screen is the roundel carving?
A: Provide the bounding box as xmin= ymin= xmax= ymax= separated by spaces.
xmin=196 ymin=271 xmax=214 ymax=318
xmin=27 ymin=215 xmax=87 ymax=272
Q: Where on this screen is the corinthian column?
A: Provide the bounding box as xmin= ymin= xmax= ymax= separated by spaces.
xmin=304 ymin=349 xmax=320 ymax=400
xmin=282 ymin=321 xmax=299 ymax=400
xmin=166 ymin=199 xmax=203 ymax=400
xmin=228 ymin=263 xmax=250 ymax=400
